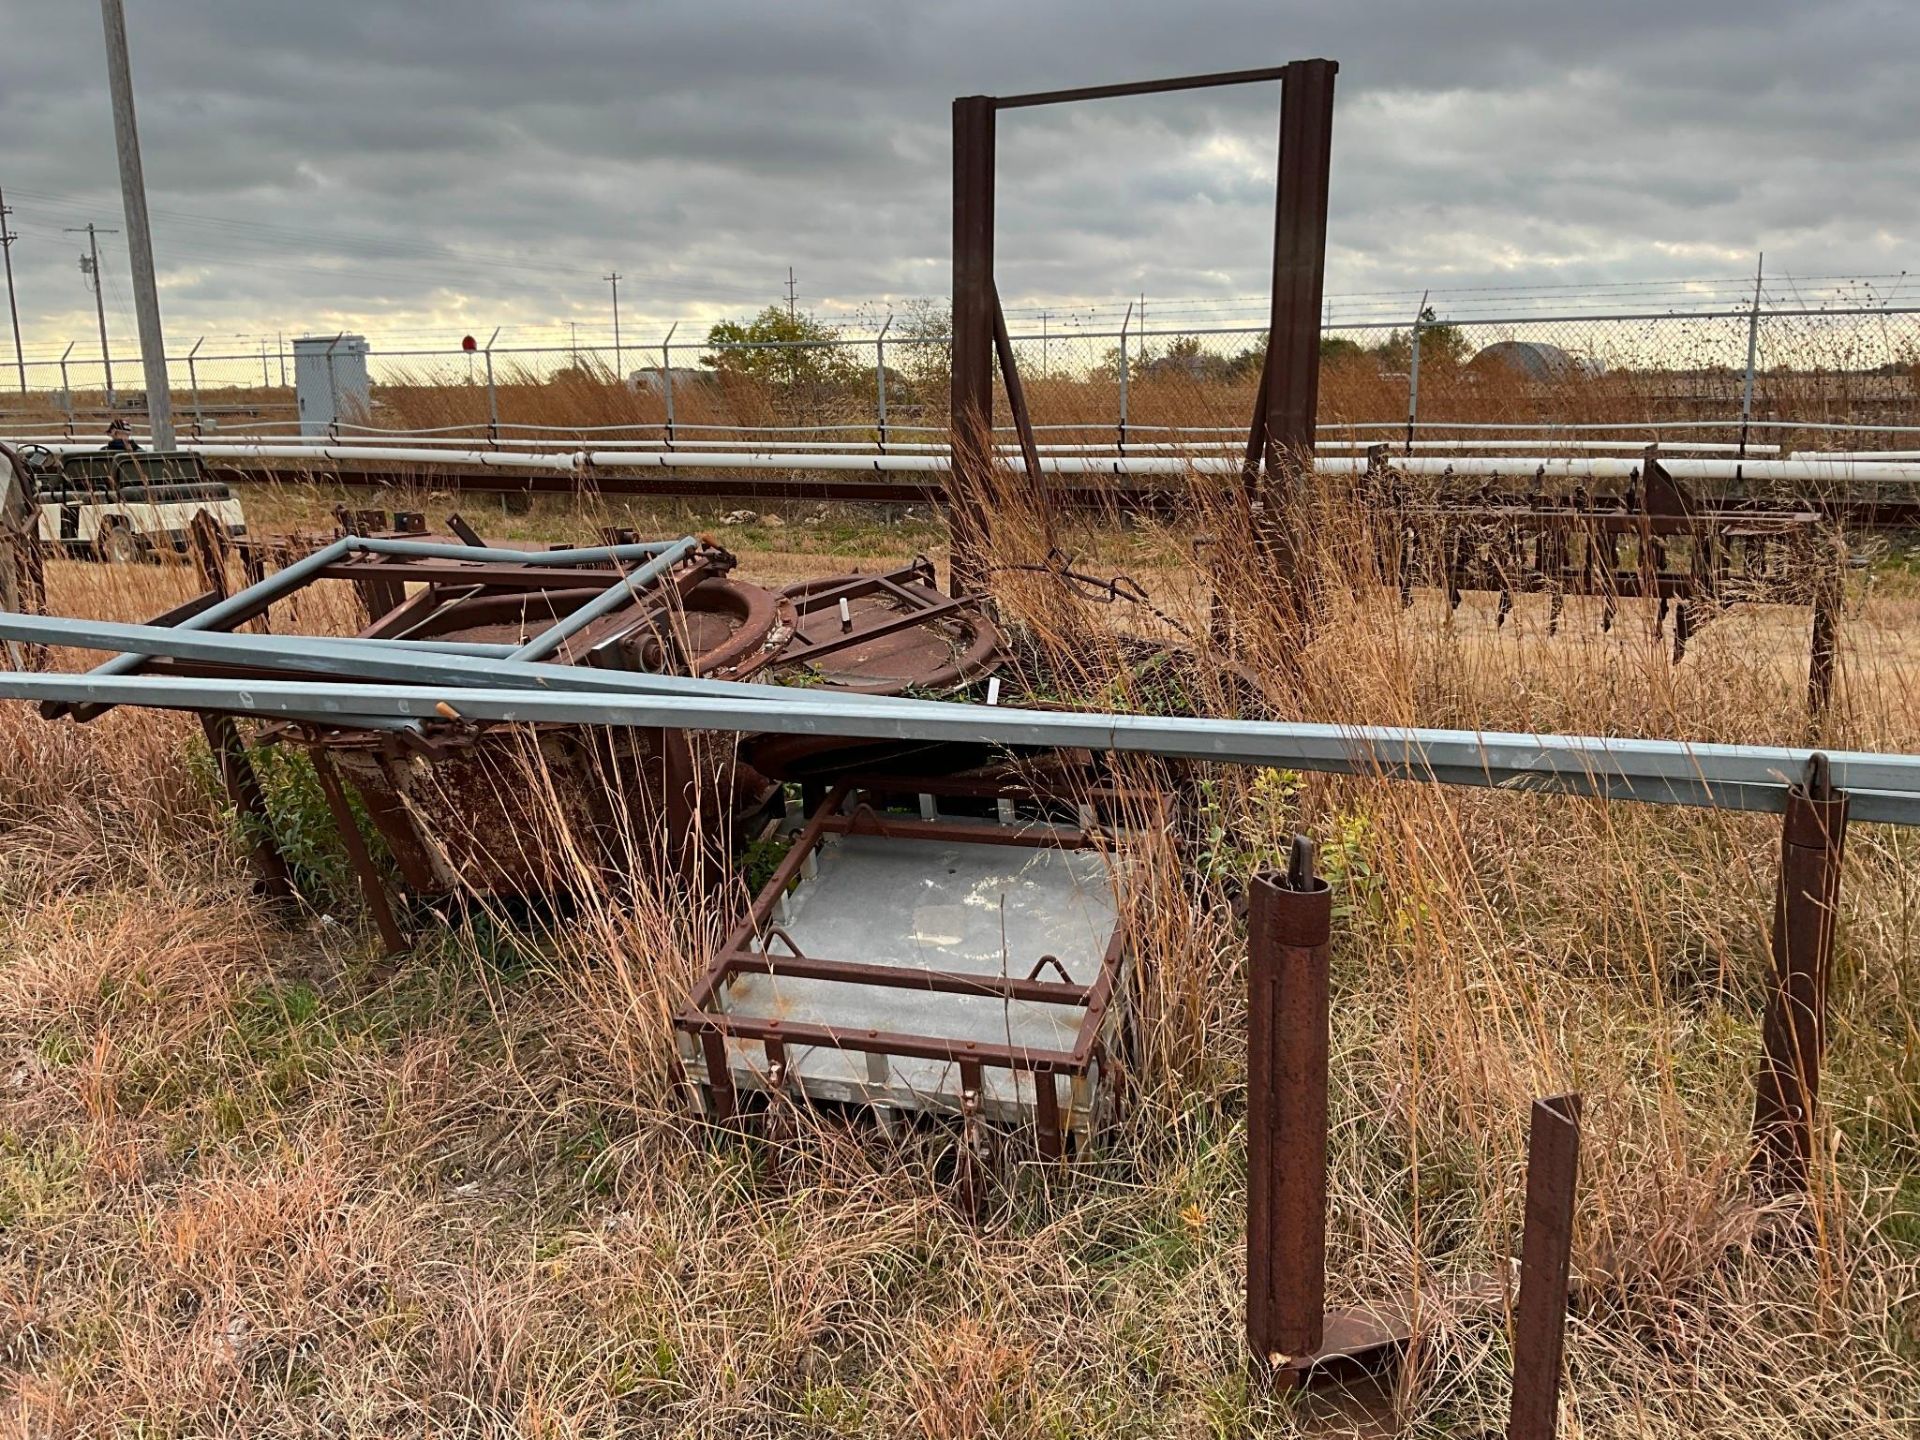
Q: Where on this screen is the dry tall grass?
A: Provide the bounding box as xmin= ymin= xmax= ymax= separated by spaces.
xmin=2 ymin=477 xmax=1918 ymax=1437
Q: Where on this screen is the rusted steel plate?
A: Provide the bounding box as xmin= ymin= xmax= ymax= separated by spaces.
xmin=761 ymin=561 xmax=1002 ymax=695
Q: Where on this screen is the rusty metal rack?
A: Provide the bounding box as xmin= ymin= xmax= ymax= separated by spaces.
xmin=1368 ymin=448 xmax=1845 ymax=710
xmin=675 ymin=776 xmax=1131 ymax=1165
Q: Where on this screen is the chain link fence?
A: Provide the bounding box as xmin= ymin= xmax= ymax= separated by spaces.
xmin=4 ymin=304 xmax=1918 ymax=454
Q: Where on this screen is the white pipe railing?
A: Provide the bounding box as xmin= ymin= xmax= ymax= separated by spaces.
xmin=29 ymin=438 xmax=1920 ymax=485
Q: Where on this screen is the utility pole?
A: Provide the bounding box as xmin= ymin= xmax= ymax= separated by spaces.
xmin=0 ymin=184 xmax=25 ymax=392
xmin=786 ymin=267 xmax=798 ymax=318
xmin=99 ymin=0 xmax=176 ymax=449
xmin=605 ymin=271 xmax=622 ymax=374
xmin=68 ymin=223 xmax=118 ymax=408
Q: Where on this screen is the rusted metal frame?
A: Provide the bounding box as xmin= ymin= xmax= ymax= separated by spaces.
xmin=359 ymin=583 xmax=444 ymax=640
xmin=779 ymin=593 xmax=980 ymax=667
xmin=1246 ymin=843 xmax=1333 ymax=1373
xmin=1507 ymin=1093 xmax=1583 ymax=1440
xmin=789 ymin=567 xmax=941 ymax=614
xmin=715 ymin=950 xmax=1091 ymax=1006
xmin=950 ymin=92 xmax=997 ymax=596
xmin=583 ymin=560 xmax=740 ymax=672
xmin=198 ymin=712 xmax=296 ymax=903
xmin=1751 ymin=753 xmax=1850 ymax=1192
xmin=956 ymin=1056 xmax=994 ymax=1218
xmin=354 ymin=569 xmax=407 ymax=626
xmin=877 ymin=566 xmax=949 ymax=604
xmin=818 ymin=807 xmax=1092 ymax=850
xmin=1255 ymin=59 xmax=1338 ymax=542
xmin=783 ymin=572 xmax=902 ymax=612
xmin=1034 ymin=1071 xmax=1066 ymax=1161
xmin=145 ymin=588 xmax=224 ymax=628
xmin=676 ymin=1008 xmax=1086 ymax=1074
xmin=700 ymin=1030 xmax=739 ymax=1124
xmin=689 ymin=783 xmax=855 ymax=1002
xmin=993 ymin=66 xmax=1295 ymax=109
xmin=992 ymin=283 xmax=1048 ymax=509
xmin=1409 ymin=507 xmax=1817 ymax=536
xmin=305 ymin=744 xmax=409 ymax=955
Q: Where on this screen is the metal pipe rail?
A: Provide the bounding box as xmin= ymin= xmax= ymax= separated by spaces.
xmin=16 ymin=432 xmax=1788 ymax=457
xmin=6 ymin=669 xmax=1919 ymax=826
xmin=22 ymin=438 xmax=1918 ymax=484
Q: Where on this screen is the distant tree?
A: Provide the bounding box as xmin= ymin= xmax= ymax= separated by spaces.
xmin=889 ymin=298 xmax=952 ymax=397
xmin=702 ymin=306 xmax=861 ymax=387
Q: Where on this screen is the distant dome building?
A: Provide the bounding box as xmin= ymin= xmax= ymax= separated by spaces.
xmin=1468 ymin=340 xmax=1603 ymax=381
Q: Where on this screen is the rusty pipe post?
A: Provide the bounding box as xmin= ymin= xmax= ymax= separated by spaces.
xmin=1507 ymin=1093 xmax=1583 ymax=1440
xmin=1752 ymin=753 xmax=1849 ymax=1192
xmin=1247 ymin=834 xmax=1333 ymax=1371
xmin=1807 ymin=564 xmax=1840 ymax=720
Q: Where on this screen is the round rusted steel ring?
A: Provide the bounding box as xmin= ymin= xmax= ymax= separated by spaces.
xmin=767 ymin=576 xmax=1001 ymax=696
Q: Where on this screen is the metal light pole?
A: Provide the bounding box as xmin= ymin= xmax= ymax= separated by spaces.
xmin=99 ymin=0 xmax=176 ymax=450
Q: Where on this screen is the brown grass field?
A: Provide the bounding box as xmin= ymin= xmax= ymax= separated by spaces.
xmin=3 ymin=467 xmax=1920 ymax=1437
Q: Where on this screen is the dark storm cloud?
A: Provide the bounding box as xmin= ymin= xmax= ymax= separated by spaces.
xmin=1 ymin=0 xmax=1917 ymax=355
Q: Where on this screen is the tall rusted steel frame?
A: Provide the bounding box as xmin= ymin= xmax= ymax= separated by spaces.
xmin=950 ymin=60 xmax=1338 ymax=595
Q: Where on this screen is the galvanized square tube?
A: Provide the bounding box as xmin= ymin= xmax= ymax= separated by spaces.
xmin=1246 ymin=846 xmax=1333 ymax=1367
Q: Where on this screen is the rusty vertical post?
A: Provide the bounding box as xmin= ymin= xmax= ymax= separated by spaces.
xmin=1247 ymin=835 xmax=1332 ymax=1371
xmin=1752 ymin=753 xmax=1849 ymax=1192
xmin=950 ymin=94 xmax=997 ymax=597
xmin=1507 ymin=1093 xmax=1582 ymax=1440
xmin=198 ymin=712 xmax=294 ymax=903
xmin=1256 ymin=60 xmax=1337 ymax=530
xmin=1807 ymin=565 xmax=1840 ymax=720
xmin=307 ymin=745 xmax=409 ymax=956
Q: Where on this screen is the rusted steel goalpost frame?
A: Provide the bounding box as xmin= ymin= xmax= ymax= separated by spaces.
xmin=1507 ymin=1093 xmax=1583 ymax=1440
xmin=1751 ymin=752 xmax=1850 ymax=1192
xmin=1252 ymin=59 xmax=1338 ymax=558
xmin=1246 ymin=837 xmax=1332 ymax=1370
xmin=952 ymin=61 xmax=1337 ymax=597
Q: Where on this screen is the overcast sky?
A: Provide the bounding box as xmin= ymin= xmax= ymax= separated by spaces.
xmin=3 ymin=0 xmax=1918 ymax=361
